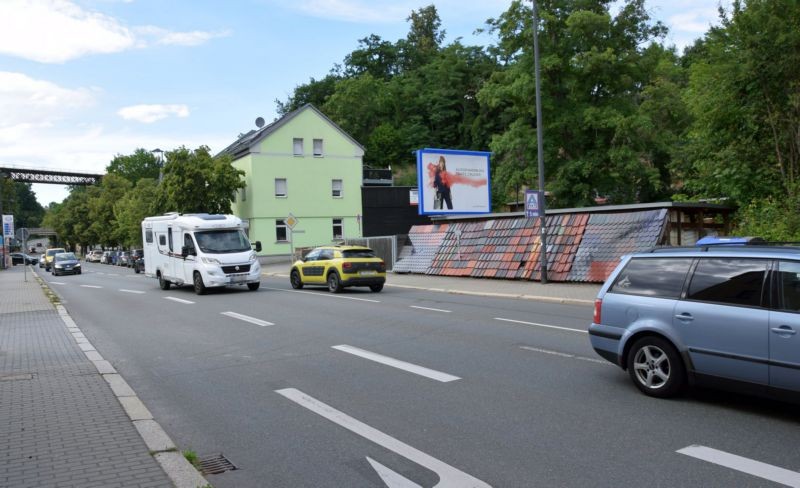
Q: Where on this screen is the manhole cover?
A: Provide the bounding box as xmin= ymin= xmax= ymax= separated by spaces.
xmin=198 ymin=453 xmax=237 ymax=475
xmin=0 ymin=373 xmax=37 ymax=382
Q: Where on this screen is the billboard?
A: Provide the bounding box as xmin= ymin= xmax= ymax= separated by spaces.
xmin=416 ymin=148 xmax=491 ymax=215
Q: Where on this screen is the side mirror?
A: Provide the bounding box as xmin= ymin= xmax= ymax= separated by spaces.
xmin=181 ymin=246 xmax=189 ymax=258
xmin=254 ymin=241 xmax=262 ymax=252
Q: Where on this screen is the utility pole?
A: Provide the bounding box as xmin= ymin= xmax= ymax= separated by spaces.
xmin=0 ymin=172 xmax=5 ymax=270
xmin=532 ymin=0 xmax=548 ymax=284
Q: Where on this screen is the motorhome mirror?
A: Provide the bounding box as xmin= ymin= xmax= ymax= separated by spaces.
xmin=181 ymin=246 xmax=189 ymax=258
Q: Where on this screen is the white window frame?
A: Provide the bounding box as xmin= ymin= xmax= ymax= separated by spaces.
xmin=276 ymin=219 xmax=288 ymax=242
xmin=275 ymin=178 xmax=287 ymax=198
xmin=313 ymin=138 xmax=324 ymax=157
xmin=332 ymin=179 xmax=343 ymax=198
xmin=332 ymin=218 xmax=344 ymax=240
xmin=241 ymin=186 xmax=247 ymax=202
xmin=293 ymin=138 xmax=304 ymax=156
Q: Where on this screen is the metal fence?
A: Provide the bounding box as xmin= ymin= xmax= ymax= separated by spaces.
xmin=292 ymin=235 xmax=401 ymax=271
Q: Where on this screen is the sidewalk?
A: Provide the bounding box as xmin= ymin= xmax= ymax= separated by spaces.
xmin=0 ymin=265 xmax=207 ymax=488
xmin=261 ymin=262 xmax=601 ymax=305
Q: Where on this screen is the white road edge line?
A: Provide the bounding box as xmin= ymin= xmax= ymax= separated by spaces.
xmin=494 ymin=317 xmax=588 ymax=334
xmin=221 ymin=311 xmax=273 ymax=327
xmin=119 ymin=289 xmax=146 ymax=294
xmin=276 ymin=388 xmax=491 ymax=488
xmin=677 ymin=445 xmax=800 ymax=487
xmin=263 ymin=287 xmax=380 ymax=303
xmin=163 ymin=296 xmax=195 ymax=304
xmin=409 ymin=305 xmax=451 ymax=313
xmin=332 ymin=345 xmax=460 ymax=383
xmin=519 ymin=346 xmax=607 ymax=364
xmin=80 ymin=285 xmax=103 ymax=289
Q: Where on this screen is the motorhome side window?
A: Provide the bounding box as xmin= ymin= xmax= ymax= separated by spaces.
xmin=168 ymin=228 xmax=173 ymax=252
xmin=610 ymin=258 xmax=692 ymax=298
xmin=184 ymin=234 xmax=195 ymax=254
xmin=145 ymin=229 xmax=153 ymax=243
xmin=158 ymin=234 xmax=167 ymax=247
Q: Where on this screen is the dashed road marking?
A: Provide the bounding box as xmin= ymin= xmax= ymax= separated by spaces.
xmin=163 ymin=296 xmax=194 ymax=304
xmin=221 ymin=311 xmax=273 ymax=327
xmin=263 ymin=287 xmax=380 ymax=303
xmin=119 ymin=289 xmax=145 ymax=294
xmin=333 ymin=345 xmax=460 ymax=383
xmin=678 ymin=445 xmax=800 ymax=487
xmin=50 ymin=281 xmax=66 ymax=285
xmin=409 ymin=305 xmax=451 ymax=313
xmin=519 ymin=346 xmax=607 ymax=364
xmin=80 ymin=285 xmax=102 ymax=289
xmin=494 ymin=317 xmax=587 ymax=334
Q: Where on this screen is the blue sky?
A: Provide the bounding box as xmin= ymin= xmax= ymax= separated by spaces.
xmin=0 ymin=0 xmax=729 ymax=206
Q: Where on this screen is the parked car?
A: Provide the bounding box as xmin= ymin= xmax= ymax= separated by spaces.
xmin=86 ymin=250 xmax=104 ymax=263
xmin=290 ymin=245 xmax=386 ymax=293
xmin=51 ymin=252 xmax=81 ymax=276
xmin=589 ymin=244 xmax=800 ymax=403
xmin=44 ymin=247 xmax=66 ymax=271
xmin=100 ymin=251 xmax=112 ymax=264
xmin=134 ymin=256 xmax=145 ymax=274
xmin=10 ymin=253 xmax=37 ymax=265
xmin=129 ymin=249 xmax=143 ymax=268
xmin=118 ymin=251 xmax=131 ymax=267
xmin=39 ymin=254 xmax=46 ymax=268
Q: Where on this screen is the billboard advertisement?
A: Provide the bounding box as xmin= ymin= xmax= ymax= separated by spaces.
xmin=416 ymin=148 xmax=491 ymax=215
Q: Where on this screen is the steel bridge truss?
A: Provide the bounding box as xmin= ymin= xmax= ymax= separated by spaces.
xmin=0 ymin=166 xmax=103 ymax=185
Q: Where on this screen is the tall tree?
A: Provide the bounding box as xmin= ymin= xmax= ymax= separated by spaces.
xmin=160 ymin=146 xmax=245 ymax=214
xmin=114 ymin=178 xmax=163 ymax=247
xmin=106 ymin=148 xmax=162 ymax=185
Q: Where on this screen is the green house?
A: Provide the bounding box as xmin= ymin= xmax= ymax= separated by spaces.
xmin=219 ymin=104 xmax=365 ymax=258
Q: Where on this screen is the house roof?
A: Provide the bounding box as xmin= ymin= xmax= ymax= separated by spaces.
xmin=216 ymin=104 xmax=365 ymax=160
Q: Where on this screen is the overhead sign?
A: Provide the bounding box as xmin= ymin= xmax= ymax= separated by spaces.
xmin=416 ymin=148 xmax=491 ymax=215
xmin=285 ymin=213 xmax=298 ymax=230
xmin=525 ymin=190 xmax=545 ymax=218
xmin=2 ymin=215 xmax=13 ymax=238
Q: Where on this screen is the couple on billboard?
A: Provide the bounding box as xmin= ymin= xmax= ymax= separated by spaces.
xmin=427 ymin=155 xmax=486 ymax=210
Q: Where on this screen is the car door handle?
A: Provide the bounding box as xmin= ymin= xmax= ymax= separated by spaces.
xmin=675 ymin=313 xmax=694 ymax=321
xmin=771 ymin=326 xmax=797 ymax=335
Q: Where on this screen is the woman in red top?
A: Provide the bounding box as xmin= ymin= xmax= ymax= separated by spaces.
xmin=433 ymin=156 xmax=453 ymax=209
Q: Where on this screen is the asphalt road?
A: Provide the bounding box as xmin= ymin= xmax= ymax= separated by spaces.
xmin=37 ymin=262 xmax=800 ymax=488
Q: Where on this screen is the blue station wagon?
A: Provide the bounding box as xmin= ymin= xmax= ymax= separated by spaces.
xmin=589 ymin=245 xmax=800 ymax=402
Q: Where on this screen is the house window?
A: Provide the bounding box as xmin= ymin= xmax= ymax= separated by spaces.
xmin=332 ymin=218 xmax=343 ymax=240
xmin=275 ymin=178 xmax=287 ymax=197
xmin=293 ymin=138 xmax=303 ymax=156
xmin=313 ymin=138 xmax=323 ymax=157
xmin=242 ymin=186 xmax=247 ymax=202
xmin=332 ymin=179 xmax=343 ymax=198
xmin=276 ymin=219 xmax=288 ymax=242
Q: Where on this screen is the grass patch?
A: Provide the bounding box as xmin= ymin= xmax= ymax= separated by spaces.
xmin=183 ymin=449 xmax=200 ymax=469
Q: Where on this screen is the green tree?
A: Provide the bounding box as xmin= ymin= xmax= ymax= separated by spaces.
xmin=160 ymin=146 xmax=245 ymax=214
xmin=114 ymin=178 xmax=163 ymax=247
xmin=87 ymin=174 xmax=132 ymax=247
xmin=106 ymin=148 xmax=162 ymax=185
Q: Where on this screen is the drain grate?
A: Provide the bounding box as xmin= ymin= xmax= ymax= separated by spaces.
xmin=198 ymin=453 xmax=237 ymax=475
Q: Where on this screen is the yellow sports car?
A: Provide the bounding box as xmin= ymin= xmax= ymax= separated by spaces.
xmin=290 ymin=245 xmax=386 ymax=293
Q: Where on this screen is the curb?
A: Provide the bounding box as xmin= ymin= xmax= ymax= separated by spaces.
xmin=32 ymin=270 xmax=211 ymax=488
xmin=262 ymin=271 xmax=594 ymax=306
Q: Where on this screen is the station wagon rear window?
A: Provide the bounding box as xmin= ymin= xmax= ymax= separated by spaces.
xmin=610 ymin=258 xmax=692 ymax=298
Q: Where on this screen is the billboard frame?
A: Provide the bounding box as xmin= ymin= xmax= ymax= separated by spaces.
xmin=416 ymin=148 xmax=492 ymax=216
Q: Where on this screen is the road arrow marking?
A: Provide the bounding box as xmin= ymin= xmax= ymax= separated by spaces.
xmin=366 ymin=457 xmax=422 ymax=488
xmin=678 ymin=445 xmax=800 ymax=487
xmin=276 ymin=388 xmax=491 ymax=488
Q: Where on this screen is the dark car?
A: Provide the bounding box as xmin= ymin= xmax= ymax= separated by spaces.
xmin=129 ymin=249 xmax=143 ymax=268
xmin=134 ymin=256 xmax=145 ymax=274
xmin=51 ymin=252 xmax=82 ymax=276
xmin=11 ymin=253 xmax=37 ymax=265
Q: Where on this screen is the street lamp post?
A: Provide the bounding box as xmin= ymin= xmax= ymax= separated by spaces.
xmin=0 ymin=172 xmax=5 ymax=269
xmin=532 ymin=0 xmax=548 ymax=284
xmin=151 ymin=148 xmax=164 ymax=183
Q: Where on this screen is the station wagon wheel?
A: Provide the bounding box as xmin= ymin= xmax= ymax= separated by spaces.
xmin=627 ymin=336 xmax=685 ymax=398
xmin=327 ymin=271 xmax=342 ymax=293
xmin=290 ymin=270 xmax=303 ymax=289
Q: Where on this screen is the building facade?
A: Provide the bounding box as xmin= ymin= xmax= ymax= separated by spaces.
xmin=220 ymin=105 xmax=365 ymax=258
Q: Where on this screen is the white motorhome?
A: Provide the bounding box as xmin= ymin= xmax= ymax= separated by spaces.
xmin=142 ymin=213 xmax=262 ymax=294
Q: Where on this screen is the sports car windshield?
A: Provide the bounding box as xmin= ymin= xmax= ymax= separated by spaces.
xmin=194 ymin=230 xmax=251 ymax=254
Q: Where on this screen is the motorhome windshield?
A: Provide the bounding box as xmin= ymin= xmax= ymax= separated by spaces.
xmin=194 ymin=230 xmax=251 ymax=254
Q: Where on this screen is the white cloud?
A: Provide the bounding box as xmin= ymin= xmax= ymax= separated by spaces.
xmin=0 ymin=71 xmax=96 ymax=138
xmin=117 ymin=104 xmax=190 ymax=123
xmin=0 ymin=0 xmax=228 ymax=63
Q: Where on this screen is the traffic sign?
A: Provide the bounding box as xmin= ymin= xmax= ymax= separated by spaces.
xmin=2 ymin=215 xmax=13 ymax=238
xmin=285 ymin=213 xmax=298 ymax=230
xmin=525 ymin=190 xmax=544 ymax=218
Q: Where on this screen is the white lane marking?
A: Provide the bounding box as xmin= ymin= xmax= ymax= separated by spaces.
xmin=366 ymin=457 xmax=423 ymax=488
xmin=678 ymin=445 xmax=800 ymax=487
xmin=494 ymin=317 xmax=587 ymax=334
xmin=263 ymin=287 xmax=380 ymax=303
xmin=276 ymin=388 xmax=491 ymax=488
xmin=409 ymin=305 xmax=451 ymax=313
xmin=163 ymin=296 xmax=194 ymax=304
xmin=332 ymin=345 xmax=460 ymax=383
xmin=221 ymin=311 xmax=273 ymax=327
xmin=119 ymin=289 xmax=145 ymax=294
xmin=519 ymin=346 xmax=607 ymax=365
xmin=50 ymin=281 xmax=66 ymax=285
xmin=80 ymin=285 xmax=102 ymax=289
